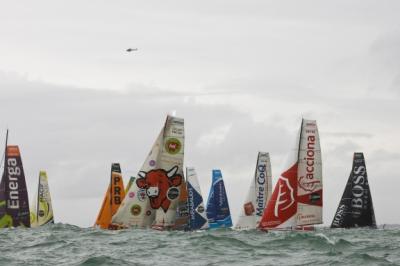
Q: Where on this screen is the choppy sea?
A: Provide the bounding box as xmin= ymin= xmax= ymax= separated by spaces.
xmin=0 ymin=224 xmax=399 ymax=266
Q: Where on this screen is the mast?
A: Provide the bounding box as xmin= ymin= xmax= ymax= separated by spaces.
xmin=36 ymin=173 xmax=40 ymax=226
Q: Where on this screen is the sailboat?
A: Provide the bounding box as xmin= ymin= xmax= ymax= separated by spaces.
xmin=206 ymin=169 xmax=232 ymax=229
xmin=258 ymin=119 xmax=322 ymax=231
xmin=331 ymin=153 xmax=376 ymax=228
xmin=235 ymin=152 xmax=272 ymax=230
xmin=112 ymin=115 xmax=185 ymax=230
xmin=186 ymin=167 xmax=209 ymax=230
xmin=0 ymin=131 xmax=30 ymax=228
xmin=30 ymin=171 xmax=54 ymax=227
xmin=94 ymin=163 xmax=125 ymax=229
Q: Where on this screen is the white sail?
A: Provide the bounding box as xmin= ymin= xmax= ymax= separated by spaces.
xmin=235 ymin=152 xmax=272 ymax=230
xmin=30 ymin=171 xmax=54 ymax=227
xmin=111 ymin=130 xmax=162 ymax=228
xmin=186 ymin=167 xmax=209 ymax=230
xmin=296 ymin=119 xmax=322 ymax=226
xmin=152 ymin=116 xmax=185 ymax=228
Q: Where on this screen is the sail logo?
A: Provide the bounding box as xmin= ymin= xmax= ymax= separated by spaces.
xmin=274 ymin=177 xmax=295 ymax=217
xmin=332 ymin=204 xmax=347 ymax=227
xmin=7 ymin=158 xmax=20 ymax=209
xmin=165 ymin=138 xmax=181 ymax=155
xmin=256 ymin=163 xmax=267 ymax=216
xmin=351 ymin=165 xmax=366 ymax=217
xmin=112 ymin=175 xmax=123 ymax=205
xmin=136 ymin=166 xmax=182 ymax=212
xmin=299 ymin=135 xmax=320 ymax=192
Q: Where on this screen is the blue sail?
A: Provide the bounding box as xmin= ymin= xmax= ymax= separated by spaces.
xmin=206 ymin=170 xmax=232 ymax=229
xmin=186 ymin=167 xmax=208 ymax=230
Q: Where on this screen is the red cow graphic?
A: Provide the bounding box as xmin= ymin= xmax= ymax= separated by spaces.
xmin=136 ymin=166 xmax=182 ymax=212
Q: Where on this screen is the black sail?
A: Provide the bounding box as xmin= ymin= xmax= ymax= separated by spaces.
xmin=331 ymin=153 xmax=376 ymax=228
xmin=0 ymin=146 xmax=31 ymax=228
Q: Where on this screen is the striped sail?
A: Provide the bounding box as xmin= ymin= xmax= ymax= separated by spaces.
xmin=235 ymin=152 xmax=272 ymax=230
xmin=186 ymin=167 xmax=209 ymax=230
xmin=30 ymin=171 xmax=54 ymax=227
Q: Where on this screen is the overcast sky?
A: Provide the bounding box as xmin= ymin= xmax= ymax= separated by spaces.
xmin=1 ymin=0 xmax=399 ymax=227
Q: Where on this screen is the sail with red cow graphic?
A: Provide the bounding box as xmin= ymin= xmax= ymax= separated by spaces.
xmin=111 ymin=115 xmax=185 ymax=230
xmin=152 ymin=116 xmax=185 ymax=229
xmin=111 ymin=130 xmax=163 ymax=228
xmin=258 ymin=119 xmax=322 ymax=230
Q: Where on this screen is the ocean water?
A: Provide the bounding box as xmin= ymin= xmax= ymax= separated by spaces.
xmin=0 ymin=224 xmax=399 ymax=266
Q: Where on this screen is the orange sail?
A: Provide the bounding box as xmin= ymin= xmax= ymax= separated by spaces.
xmin=94 ymin=163 xmax=125 ymax=229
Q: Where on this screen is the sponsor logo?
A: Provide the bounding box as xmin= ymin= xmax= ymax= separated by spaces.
xmin=165 ymin=138 xmax=181 ymax=155
xmin=167 ymin=187 xmax=179 ymax=200
xmin=244 ymin=202 xmax=255 ymax=216
xmin=112 ymin=175 xmax=122 ymax=205
xmin=332 ymin=204 xmax=347 ymax=227
xmin=299 ymin=134 xmax=320 ymax=192
xmin=256 ymin=163 xmax=267 ymax=216
xmin=130 ymin=204 xmax=141 ymax=216
xmin=136 ymin=166 xmax=182 ymax=212
xmin=274 ymin=177 xmax=295 ymax=217
xmin=6 ymin=157 xmax=21 ymax=209
xmin=137 ymin=189 xmax=146 ymax=202
xmin=351 ymin=165 xmax=367 ymax=218
xmin=197 ymin=205 xmax=205 ymax=213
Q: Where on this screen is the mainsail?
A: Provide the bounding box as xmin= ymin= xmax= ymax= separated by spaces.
xmin=206 ymin=170 xmax=232 ymax=229
xmin=151 ymin=116 xmax=185 ymax=229
xmin=30 ymin=171 xmax=54 ymax=227
xmin=331 ymin=153 xmax=376 ymax=228
xmin=258 ymin=119 xmax=322 ymax=230
xmin=112 ymin=115 xmax=185 ymax=230
xmin=186 ymin=167 xmax=209 ymax=230
xmin=235 ymin=152 xmax=272 ymax=230
xmin=94 ymin=163 xmax=125 ymax=229
xmin=0 ymin=142 xmax=30 ymax=228
xmin=112 ymin=131 xmax=162 ymax=228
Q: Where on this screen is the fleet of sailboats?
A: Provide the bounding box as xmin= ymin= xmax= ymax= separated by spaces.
xmin=0 ymin=116 xmax=381 ymax=231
